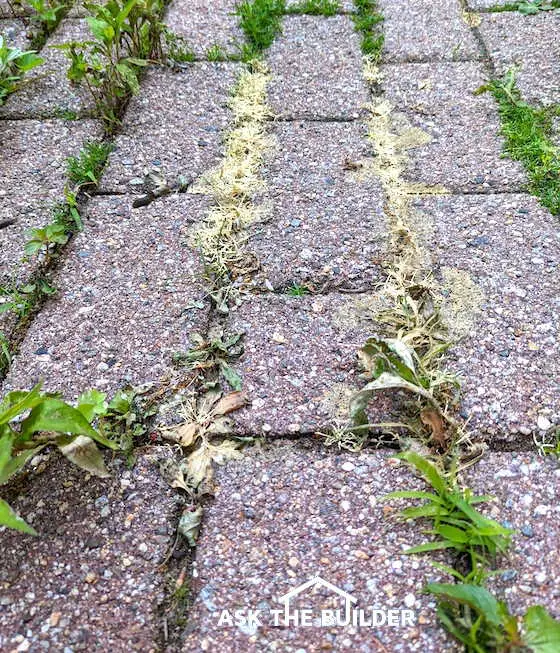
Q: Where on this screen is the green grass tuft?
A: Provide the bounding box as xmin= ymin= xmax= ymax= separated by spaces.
xmin=352 ymin=0 xmax=384 ymax=57
xmin=286 ymin=0 xmax=340 ymax=16
xmin=236 ymin=0 xmax=286 ymax=59
xmin=483 ymin=70 xmax=560 ymax=215
xmin=66 ymin=140 xmax=114 ymax=189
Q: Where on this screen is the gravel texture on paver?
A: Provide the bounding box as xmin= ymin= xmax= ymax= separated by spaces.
xmin=266 ymin=15 xmax=369 ymax=119
xmin=227 ymin=293 xmax=405 ymax=437
xmin=0 ymin=18 xmax=29 ymax=47
xmin=0 ymin=450 xmax=177 ymax=652
xmin=479 ymin=12 xmax=560 ymax=105
xmin=2 ymin=194 xmax=210 ymax=398
xmin=0 ymin=19 xmax=94 ymax=118
xmin=181 ymin=443 xmax=458 ymax=652
xmin=465 ymin=453 xmax=560 ymax=617
xmin=249 ymin=121 xmax=387 ymax=291
xmin=164 ymin=0 xmax=244 ymax=57
xmin=416 ymin=193 xmax=560 ymax=444
xmin=99 ymin=64 xmax=238 ymax=194
xmin=380 ymin=62 xmax=527 ymax=192
xmin=0 ymin=118 xmax=103 ymax=283
xmin=377 ymin=0 xmax=481 ymax=62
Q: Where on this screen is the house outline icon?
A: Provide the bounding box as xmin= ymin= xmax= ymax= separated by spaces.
xmin=278 ymin=576 xmax=357 ymax=626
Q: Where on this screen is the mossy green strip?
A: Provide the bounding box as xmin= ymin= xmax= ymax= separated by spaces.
xmin=285 ymin=0 xmax=340 ymax=16
xmin=352 ymin=0 xmax=384 ymax=57
xmin=487 ymin=0 xmax=560 ymax=13
xmin=236 ymin=0 xmax=286 ymax=60
xmin=483 ymin=70 xmax=560 ymax=215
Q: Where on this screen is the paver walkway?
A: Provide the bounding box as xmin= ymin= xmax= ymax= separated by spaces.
xmin=1 ymin=0 xmax=559 ymax=651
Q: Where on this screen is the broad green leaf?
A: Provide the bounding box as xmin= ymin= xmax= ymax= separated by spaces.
xmin=58 ymin=435 xmax=110 ymax=478
xmin=523 ymin=605 xmax=560 ymax=652
xmin=435 ymin=524 xmax=469 ymax=544
xmin=20 ymin=398 xmax=117 ymax=449
xmin=0 ymin=443 xmax=45 ymax=485
xmin=77 ymin=389 xmax=108 ymax=422
xmin=398 ymin=451 xmax=447 ymax=496
xmin=425 ymin=583 xmax=503 ymax=627
xmin=0 ymin=498 xmax=37 ymax=534
xmin=0 ymin=384 xmax=43 ymax=425
xmin=383 ymin=490 xmax=444 ymax=503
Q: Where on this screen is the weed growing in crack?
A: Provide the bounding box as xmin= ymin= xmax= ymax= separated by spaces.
xmin=352 ymin=0 xmax=384 ymax=58
xmin=206 ymin=44 xmax=228 ymax=61
xmin=488 ymin=0 xmax=560 ymax=13
xmin=479 ymin=69 xmax=560 ymax=215
xmin=26 ymin=0 xmax=68 ymax=48
xmin=60 ymin=0 xmax=166 ymax=129
xmin=67 ymin=139 xmax=114 ymax=190
xmin=286 ymin=282 xmax=310 ymax=296
xmin=0 ymin=383 xmax=157 ymax=533
xmin=236 ymin=0 xmax=285 ymax=60
xmin=427 ymin=583 xmax=560 ymax=652
xmin=0 ymin=35 xmax=43 ymax=104
xmin=385 ymin=451 xmax=512 ymax=568
xmin=164 ymin=30 xmax=195 ymax=64
xmin=158 ymin=330 xmax=252 ymax=545
xmin=286 ymin=0 xmax=340 ymax=16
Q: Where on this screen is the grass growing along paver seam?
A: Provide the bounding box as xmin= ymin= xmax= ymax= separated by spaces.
xmin=481 ymin=71 xmax=560 ymax=215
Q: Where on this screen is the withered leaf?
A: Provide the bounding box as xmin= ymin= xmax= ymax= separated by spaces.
xmin=212 ymin=391 xmax=247 ymax=417
xmin=420 ymin=408 xmax=447 ymax=448
xmin=58 ymin=436 xmax=110 ymax=478
xmin=178 ymin=506 xmax=203 ymax=547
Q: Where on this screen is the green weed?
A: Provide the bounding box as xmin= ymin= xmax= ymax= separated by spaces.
xmin=427 ymin=583 xmax=560 ymax=652
xmin=286 ymin=0 xmax=340 ymax=16
xmin=173 ymin=332 xmax=244 ymax=391
xmin=286 ymin=282 xmax=310 ymax=296
xmin=488 ymin=0 xmax=560 ymax=13
xmin=66 ymin=140 xmax=113 ymax=190
xmin=26 ymin=0 xmax=67 ymax=47
xmin=164 ymin=30 xmax=195 ymax=63
xmin=60 ymin=0 xmax=166 ymax=129
xmin=352 ymin=0 xmax=384 ymax=57
xmin=0 ymin=35 xmax=43 ymax=104
xmin=0 ymin=383 xmax=119 ymax=534
xmin=481 ymin=69 xmax=560 ymax=215
xmin=385 ymin=451 xmax=513 ymax=570
xmin=206 ymin=44 xmax=227 ymax=61
xmin=236 ymin=0 xmax=285 ymax=59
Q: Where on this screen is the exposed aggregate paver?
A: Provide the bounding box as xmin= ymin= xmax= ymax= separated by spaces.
xmin=2 ymin=194 xmax=211 ymax=397
xmin=0 ymin=18 xmax=29 ymax=47
xmin=266 ymin=15 xmax=369 ymax=119
xmin=478 ymin=12 xmax=560 ymax=106
xmin=99 ymin=64 xmax=238 ymax=194
xmin=228 ymin=293 xmax=399 ymax=437
xmin=164 ymin=0 xmax=244 ymax=57
xmin=0 ymin=451 xmax=176 ymax=652
xmin=181 ymin=444 xmax=459 ymax=653
xmin=465 ymin=453 xmax=560 ymax=617
xmin=380 ymin=61 xmax=527 ymax=192
xmin=378 ymin=0 xmax=481 ymax=62
xmin=418 ymin=193 xmax=560 ymax=443
xmin=250 ymin=120 xmax=387 ymax=291
xmin=1 ymin=0 xmax=560 ymax=650
xmin=0 ymin=118 xmax=103 ymax=283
